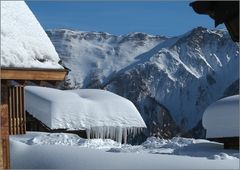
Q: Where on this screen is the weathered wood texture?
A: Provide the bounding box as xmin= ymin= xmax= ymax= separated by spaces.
xmin=8 ymin=86 xmax=26 ymax=135
xmin=1 ymin=68 xmax=67 ymax=80
xmin=1 ymin=137 xmax=10 ymax=170
xmin=0 ymin=139 xmax=2 ymax=169
xmin=0 ymin=104 xmax=10 ymax=169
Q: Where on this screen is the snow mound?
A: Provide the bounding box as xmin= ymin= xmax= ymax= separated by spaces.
xmin=25 ymin=132 xmax=121 ymax=149
xmin=1 ymin=1 xmax=63 ymax=69
xmin=11 ymin=132 xmax=239 ymax=166
xmin=11 ymin=133 xmax=239 ymax=169
xmin=142 ymin=136 xmax=194 ymax=150
xmin=78 ymin=138 xmax=121 ymax=149
xmin=202 ymin=95 xmax=239 ymax=138
xmin=109 ymin=136 xmax=239 ymax=159
xmin=25 ymin=86 xmax=146 ymax=142
xmin=27 ymin=133 xmax=81 ymax=146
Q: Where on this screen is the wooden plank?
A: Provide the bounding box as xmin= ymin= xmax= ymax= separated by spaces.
xmin=12 ymin=87 xmax=16 ymax=135
xmin=0 ymin=139 xmax=3 ymax=169
xmin=1 ymin=137 xmax=10 ymax=169
xmin=22 ymin=87 xmax=26 ymax=133
xmin=19 ymin=87 xmax=23 ymax=134
xmin=8 ymin=88 xmax=13 ymax=135
xmin=15 ymin=87 xmax=19 ymax=134
xmin=0 ymin=104 xmax=10 ymax=169
xmin=1 ymin=105 xmax=9 ymax=136
xmin=1 ymin=68 xmax=67 ymax=80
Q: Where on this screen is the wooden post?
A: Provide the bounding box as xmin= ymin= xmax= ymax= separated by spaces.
xmin=1 ymin=82 xmax=10 ymax=169
xmin=1 ymin=107 xmax=10 ymax=169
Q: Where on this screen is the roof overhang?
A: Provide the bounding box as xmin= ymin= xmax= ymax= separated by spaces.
xmin=0 ymin=68 xmax=68 ymax=80
xmin=190 ymin=1 xmax=239 ymax=42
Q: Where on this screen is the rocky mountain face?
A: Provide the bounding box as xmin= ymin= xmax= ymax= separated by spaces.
xmin=46 ymin=27 xmax=239 ymax=142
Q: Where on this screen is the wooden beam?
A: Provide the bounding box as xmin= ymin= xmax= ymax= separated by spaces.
xmin=0 ymin=68 xmax=67 ymax=81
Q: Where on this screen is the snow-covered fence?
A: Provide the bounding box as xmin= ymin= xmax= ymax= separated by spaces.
xmin=8 ymin=86 xmax=26 ymax=135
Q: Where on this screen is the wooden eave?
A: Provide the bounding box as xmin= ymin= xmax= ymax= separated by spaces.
xmin=0 ymin=68 xmax=67 ymax=81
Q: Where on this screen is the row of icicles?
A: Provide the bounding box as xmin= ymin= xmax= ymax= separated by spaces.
xmin=86 ymin=126 xmax=144 ymax=144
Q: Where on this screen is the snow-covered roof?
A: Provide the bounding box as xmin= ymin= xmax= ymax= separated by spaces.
xmin=202 ymin=95 xmax=239 ymax=138
xmin=1 ymin=1 xmax=63 ymax=69
xmin=25 ymin=86 xmax=146 ymax=142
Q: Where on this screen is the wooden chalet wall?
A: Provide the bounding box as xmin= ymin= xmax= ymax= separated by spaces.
xmin=0 ymin=68 xmax=67 ymax=169
xmin=0 ymin=105 xmax=10 ymax=169
xmin=0 ymin=84 xmax=24 ymax=169
xmin=0 ymin=83 xmax=10 ymax=169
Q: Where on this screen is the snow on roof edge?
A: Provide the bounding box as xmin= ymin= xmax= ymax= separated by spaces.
xmin=1 ymin=1 xmax=63 ymax=69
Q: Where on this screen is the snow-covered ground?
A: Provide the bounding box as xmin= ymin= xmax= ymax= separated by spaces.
xmin=1 ymin=1 xmax=62 ymax=69
xmin=10 ymin=132 xmax=239 ymax=169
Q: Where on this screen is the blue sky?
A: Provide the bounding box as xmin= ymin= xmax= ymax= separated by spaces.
xmin=27 ymin=1 xmax=223 ymax=36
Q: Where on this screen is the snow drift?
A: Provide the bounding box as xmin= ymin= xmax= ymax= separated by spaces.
xmin=10 ymin=132 xmax=239 ymax=169
xmin=1 ymin=1 xmax=62 ymax=69
xmin=25 ymin=86 xmax=146 ymax=142
xmin=202 ymin=95 xmax=239 ymax=138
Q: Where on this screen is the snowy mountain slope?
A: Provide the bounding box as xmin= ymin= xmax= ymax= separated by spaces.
xmin=1 ymin=1 xmax=62 ymax=69
xmin=47 ymin=27 xmax=239 ymax=139
xmin=47 ymin=29 xmax=165 ymax=88
xmin=107 ymin=27 xmax=239 ymax=131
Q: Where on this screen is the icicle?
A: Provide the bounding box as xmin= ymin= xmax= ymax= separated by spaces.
xmin=116 ymin=127 xmax=122 ymax=143
xmin=85 ymin=126 xmax=144 ymax=144
xmin=86 ymin=128 xmax=90 ymax=139
xmin=123 ymin=128 xmax=127 ymax=144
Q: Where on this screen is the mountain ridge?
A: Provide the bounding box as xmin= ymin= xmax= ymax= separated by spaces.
xmin=46 ymin=27 xmax=239 ymax=140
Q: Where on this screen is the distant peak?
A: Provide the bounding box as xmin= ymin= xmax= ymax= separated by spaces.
xmin=190 ymin=26 xmax=227 ymax=36
xmin=47 ymin=28 xmax=113 ymax=36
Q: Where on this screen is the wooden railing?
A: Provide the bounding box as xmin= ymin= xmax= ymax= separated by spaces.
xmin=8 ymin=86 xmax=26 ymax=135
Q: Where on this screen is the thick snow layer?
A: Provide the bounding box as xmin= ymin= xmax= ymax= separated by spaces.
xmin=1 ymin=1 xmax=63 ymax=69
xmin=202 ymin=95 xmax=239 ymax=138
xmin=25 ymin=86 xmax=146 ymax=142
xmin=10 ymin=132 xmax=239 ymax=169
